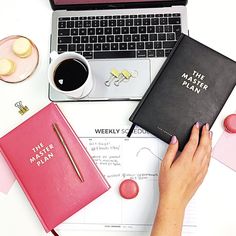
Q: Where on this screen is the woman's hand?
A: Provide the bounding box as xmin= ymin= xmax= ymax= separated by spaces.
xmin=151 ymin=123 xmax=212 ymax=236
xmin=159 ymin=122 xmax=212 ymax=210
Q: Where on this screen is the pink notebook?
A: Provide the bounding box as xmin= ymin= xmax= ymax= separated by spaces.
xmin=0 ymin=103 xmax=110 ymax=234
xmin=213 ymin=131 xmax=236 ymax=171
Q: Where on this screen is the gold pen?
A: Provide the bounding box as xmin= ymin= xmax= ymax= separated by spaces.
xmin=53 ymin=123 xmax=84 ymax=182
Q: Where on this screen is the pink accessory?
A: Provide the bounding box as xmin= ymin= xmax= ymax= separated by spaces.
xmin=0 ymin=35 xmax=39 ymax=83
xmin=0 ymin=103 xmax=110 ymax=233
xmin=119 ymin=179 xmax=139 ymax=199
xmin=0 ymin=152 xmax=15 ymax=194
xmin=223 ymin=114 xmax=236 ymax=133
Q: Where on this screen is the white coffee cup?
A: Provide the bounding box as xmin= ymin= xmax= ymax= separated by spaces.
xmin=48 ymin=51 xmax=93 ymax=98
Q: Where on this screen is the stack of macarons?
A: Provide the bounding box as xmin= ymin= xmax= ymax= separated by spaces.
xmin=0 ymin=37 xmax=32 ymax=76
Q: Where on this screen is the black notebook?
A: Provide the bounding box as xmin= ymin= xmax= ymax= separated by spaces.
xmin=128 ymin=34 xmax=236 ymax=150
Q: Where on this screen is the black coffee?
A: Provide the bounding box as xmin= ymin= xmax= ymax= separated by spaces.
xmin=54 ymin=59 xmax=89 ymax=91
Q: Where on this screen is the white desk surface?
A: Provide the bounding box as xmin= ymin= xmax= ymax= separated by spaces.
xmin=1 ymin=0 xmax=236 ymax=235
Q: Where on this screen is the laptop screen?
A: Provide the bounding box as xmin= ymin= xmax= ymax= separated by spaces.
xmin=50 ymin=0 xmax=187 ymax=10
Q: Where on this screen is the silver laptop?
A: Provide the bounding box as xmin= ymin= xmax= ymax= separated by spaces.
xmin=49 ymin=0 xmax=188 ymax=101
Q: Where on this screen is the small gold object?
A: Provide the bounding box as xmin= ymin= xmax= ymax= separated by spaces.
xmin=105 ymin=68 xmax=121 ymax=87
xmin=114 ymin=69 xmax=132 ymax=86
xmin=53 ymin=123 xmax=84 ymax=182
xmin=15 ymin=101 xmax=29 ymax=115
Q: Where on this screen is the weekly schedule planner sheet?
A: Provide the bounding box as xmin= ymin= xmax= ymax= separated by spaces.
xmin=56 ymin=126 xmax=199 ymax=235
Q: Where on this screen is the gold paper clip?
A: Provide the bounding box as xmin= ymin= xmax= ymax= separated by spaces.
xmin=15 ymin=101 xmax=29 ymax=115
xmin=114 ymin=69 xmax=132 ymax=86
xmin=105 ymin=68 xmax=120 ymax=87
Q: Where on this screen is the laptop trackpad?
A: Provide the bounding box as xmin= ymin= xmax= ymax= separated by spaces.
xmin=87 ymin=59 xmax=151 ymax=100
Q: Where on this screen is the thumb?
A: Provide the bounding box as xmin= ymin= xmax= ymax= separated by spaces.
xmin=162 ymin=136 xmax=179 ymax=168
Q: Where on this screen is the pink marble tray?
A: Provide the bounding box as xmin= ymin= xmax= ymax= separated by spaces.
xmin=0 ymin=35 xmax=39 ymax=83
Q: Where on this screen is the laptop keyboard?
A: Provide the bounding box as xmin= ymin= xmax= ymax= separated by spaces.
xmin=57 ymin=13 xmax=182 ymax=59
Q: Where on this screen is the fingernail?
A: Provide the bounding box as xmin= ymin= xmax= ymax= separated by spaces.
xmin=195 ymin=122 xmax=200 ymax=129
xmin=170 ymin=136 xmax=177 ymax=144
xmin=209 ymin=131 xmax=213 ymax=139
xmin=205 ymin=123 xmax=209 ymax=131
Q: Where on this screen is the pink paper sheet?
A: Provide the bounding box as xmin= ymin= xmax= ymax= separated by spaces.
xmin=0 ymin=153 xmax=15 ymax=194
xmin=213 ymin=131 xmax=236 ymax=171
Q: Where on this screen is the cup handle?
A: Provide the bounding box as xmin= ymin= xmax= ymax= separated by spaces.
xmin=50 ymin=51 xmax=59 ymax=61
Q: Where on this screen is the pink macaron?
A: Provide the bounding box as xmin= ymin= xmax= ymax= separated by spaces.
xmin=119 ymin=179 xmax=139 ymax=199
xmin=224 ymin=114 xmax=236 ymax=133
